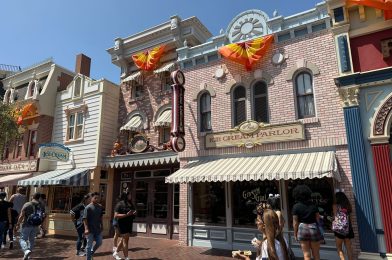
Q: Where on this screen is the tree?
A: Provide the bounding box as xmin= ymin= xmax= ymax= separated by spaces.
xmin=0 ymin=102 xmax=19 ymax=160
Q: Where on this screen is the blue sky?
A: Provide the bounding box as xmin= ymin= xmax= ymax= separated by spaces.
xmin=1 ymin=0 xmax=322 ymax=84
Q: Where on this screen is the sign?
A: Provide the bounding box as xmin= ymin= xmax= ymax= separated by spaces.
xmin=0 ymin=160 xmax=38 ymax=174
xmin=129 ymin=135 xmax=149 ymax=153
xmin=170 ymin=70 xmax=186 ymax=152
xmin=205 ymin=122 xmax=305 ymax=149
xmin=39 ymin=143 xmax=71 ymax=162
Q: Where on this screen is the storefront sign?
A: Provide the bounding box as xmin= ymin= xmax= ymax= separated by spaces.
xmin=0 ymin=160 xmax=38 ymax=174
xmin=39 ymin=143 xmax=71 ymax=162
xmin=129 ymin=135 xmax=149 ymax=153
xmin=242 ymin=187 xmax=267 ymax=203
xmin=205 ymin=121 xmax=305 ymax=149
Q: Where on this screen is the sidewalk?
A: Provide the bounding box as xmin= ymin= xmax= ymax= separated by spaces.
xmin=0 ymin=236 xmax=234 ymax=259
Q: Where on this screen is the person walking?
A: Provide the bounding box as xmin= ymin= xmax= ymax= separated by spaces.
xmin=332 ymin=191 xmax=354 ymax=260
xmin=83 ymin=192 xmax=104 ymax=260
xmin=292 ymin=185 xmax=322 ymax=260
xmin=112 ymin=191 xmax=136 ymax=260
xmin=0 ymin=192 xmax=12 ymax=250
xmin=10 ymin=187 xmax=27 ymax=217
xmin=38 ymin=194 xmax=48 ymax=238
xmin=15 ymin=192 xmax=45 ymax=260
xmin=70 ymin=193 xmax=91 ymax=256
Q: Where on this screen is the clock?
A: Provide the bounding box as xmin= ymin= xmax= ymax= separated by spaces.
xmin=171 ymin=70 xmax=185 ymax=85
xmin=171 ymin=136 xmax=186 ymax=152
xmin=227 ymin=10 xmax=268 ymax=43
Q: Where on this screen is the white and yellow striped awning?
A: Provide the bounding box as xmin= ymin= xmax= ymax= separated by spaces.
xmin=165 ymin=151 xmax=339 ymax=183
xmin=155 ymin=109 xmax=171 ymax=127
xmin=120 ymin=115 xmax=142 ymax=131
xmin=122 ymin=71 xmax=142 ymax=83
xmin=154 ymin=62 xmax=176 ymax=75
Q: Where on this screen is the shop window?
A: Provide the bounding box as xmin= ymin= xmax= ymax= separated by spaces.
xmin=153 ymin=170 xmax=171 ymax=177
xmin=232 ymin=180 xmax=279 ymax=227
xmin=67 ymin=111 xmax=84 ymax=141
xmin=159 ymin=127 xmax=171 ymax=145
xmin=252 ymin=81 xmax=269 ymax=123
xmin=232 ymin=86 xmax=246 ymax=126
xmin=135 ymin=180 xmax=148 ymax=218
xmin=286 ymin=178 xmax=334 ymax=232
xmin=154 ymin=180 xmax=168 ymax=219
xmin=161 ymin=71 xmax=172 ymax=92
xmin=199 ymin=92 xmax=211 ymax=132
xmin=193 ymin=182 xmax=226 ymax=225
xmin=295 ymin=72 xmax=315 ymax=119
xmin=51 ymin=186 xmax=90 ymax=213
xmin=26 ymin=130 xmax=37 ymax=157
xmin=100 ymin=170 xmax=108 ymax=180
xmin=173 ymin=183 xmax=180 ymax=220
xmin=99 ymin=183 xmax=107 ymax=211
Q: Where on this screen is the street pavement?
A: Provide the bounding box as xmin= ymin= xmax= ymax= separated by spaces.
xmin=0 ymin=236 xmax=234 ymax=260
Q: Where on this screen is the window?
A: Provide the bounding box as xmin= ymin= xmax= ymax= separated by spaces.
xmin=132 ymin=84 xmax=143 ymax=99
xmin=14 ymin=135 xmax=23 ymax=158
xmin=161 ymin=72 xmax=172 ymax=92
xmin=200 ymin=92 xmax=211 ymax=132
xmin=26 ymin=81 xmax=35 ymax=98
xmin=26 ymin=130 xmax=37 ymax=157
xmin=295 ymin=72 xmax=315 ymax=118
xmin=278 ymin=33 xmax=291 ymax=42
xmin=74 ymin=78 xmax=82 ymax=97
xmin=4 ymin=90 xmax=10 ymax=104
xmin=173 ymin=183 xmax=180 ymax=220
xmin=294 ymin=28 xmax=308 ymax=37
xmin=159 ymin=127 xmax=171 ymax=144
xmin=99 ymin=183 xmax=107 ymax=211
xmin=67 ymin=112 xmax=84 ymax=140
xmin=252 ymin=81 xmax=269 ymax=123
xmin=51 ymin=186 xmax=90 ymax=213
xmin=232 ymin=180 xmax=279 ymax=227
xmin=193 ymin=182 xmax=226 ymax=225
xmin=333 ymin=7 xmax=345 ymax=23
xmin=233 ymin=86 xmax=246 ymax=126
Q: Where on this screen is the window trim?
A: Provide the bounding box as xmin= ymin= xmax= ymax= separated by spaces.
xmin=64 ymin=105 xmax=87 ymax=143
xmin=294 ymin=71 xmax=316 ymax=119
xmin=199 ymin=92 xmax=212 ymax=132
xmin=231 ymin=85 xmax=247 ymax=127
xmin=251 ymin=80 xmax=269 ymax=123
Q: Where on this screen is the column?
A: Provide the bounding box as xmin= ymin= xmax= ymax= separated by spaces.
xmin=371 ymin=144 xmax=392 ymax=252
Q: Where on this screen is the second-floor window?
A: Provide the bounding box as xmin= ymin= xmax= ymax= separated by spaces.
xmin=295 ymin=72 xmax=315 ymax=119
xmin=200 ymin=92 xmax=211 ymax=132
xmin=252 ymin=81 xmax=269 ymax=123
xmin=159 ymin=127 xmax=171 ymax=145
xmin=67 ymin=112 xmax=84 ymax=140
xmin=132 ymin=84 xmax=143 ymax=99
xmin=233 ymin=86 xmax=246 ymax=126
xmin=162 ymin=71 xmax=172 ymax=92
xmin=14 ymin=136 xmax=23 ymax=158
xmin=26 ymin=130 xmax=37 ymax=157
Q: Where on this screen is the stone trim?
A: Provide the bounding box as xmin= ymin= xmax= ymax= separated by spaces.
xmin=286 ymin=59 xmax=320 ymax=81
xmin=338 ymin=87 xmax=359 ymax=108
xmin=192 ymin=82 xmax=216 ymax=101
xmin=370 ymin=93 xmax=392 ymax=143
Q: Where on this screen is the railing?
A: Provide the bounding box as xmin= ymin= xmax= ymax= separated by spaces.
xmin=0 ymin=64 xmax=21 ymax=72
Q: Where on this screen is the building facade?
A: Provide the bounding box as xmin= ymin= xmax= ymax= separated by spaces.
xmin=328 ymin=0 xmax=392 ymax=258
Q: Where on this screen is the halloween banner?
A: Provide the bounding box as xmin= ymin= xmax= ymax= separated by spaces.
xmin=132 ymin=45 xmax=165 ymax=71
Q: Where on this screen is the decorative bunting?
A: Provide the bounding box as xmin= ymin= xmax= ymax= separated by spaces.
xmin=218 ymin=35 xmax=274 ymax=71
xmin=346 ymin=0 xmax=392 ymax=20
xmin=132 ymin=45 xmax=165 ymax=71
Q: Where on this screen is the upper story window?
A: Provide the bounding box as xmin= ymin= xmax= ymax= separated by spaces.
xmin=295 ymin=72 xmax=315 ymax=119
xmin=27 ymin=81 xmax=35 ymax=98
xmin=73 ymin=77 xmax=82 ymax=98
xmin=26 ymin=130 xmax=37 ymax=157
xmin=161 ymin=72 xmax=172 ymax=92
xmin=233 ymin=86 xmax=246 ymax=126
xmin=333 ymin=7 xmax=345 ymax=23
xmin=200 ymin=92 xmax=211 ymax=132
xmin=67 ymin=111 xmax=84 ymax=141
xmin=159 ymin=127 xmax=171 ymax=145
xmin=252 ymin=81 xmax=269 ymax=123
xmin=132 ymin=84 xmax=143 ymax=99
xmin=14 ymin=135 xmax=23 ymax=159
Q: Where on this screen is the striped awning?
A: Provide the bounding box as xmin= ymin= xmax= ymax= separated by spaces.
xmin=165 ymin=151 xmax=339 ymax=183
xmin=103 ymin=151 xmax=179 ymax=168
xmin=153 ymin=62 xmax=176 ymax=75
xmin=18 ymin=168 xmax=90 ymax=186
xmin=155 ymin=109 xmax=171 ymax=127
xmin=0 ymin=173 xmax=33 ymax=186
xmin=120 ymin=115 xmax=142 ymax=131
xmin=122 ymin=71 xmax=142 ymax=83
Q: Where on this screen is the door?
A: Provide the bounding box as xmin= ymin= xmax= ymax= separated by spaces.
xmin=134 ymin=179 xmax=171 ymax=237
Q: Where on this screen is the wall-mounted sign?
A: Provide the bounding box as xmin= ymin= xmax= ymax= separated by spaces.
xmin=171 ymin=70 xmax=186 ymax=152
xmin=0 ymin=160 xmax=38 ymax=174
xmin=129 ymin=135 xmax=149 ymax=153
xmin=39 ymin=143 xmax=71 ymax=162
xmin=205 ymin=121 xmax=305 ymax=149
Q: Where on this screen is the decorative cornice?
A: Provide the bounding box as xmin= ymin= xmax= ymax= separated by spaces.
xmin=338 ymin=86 xmax=360 ymax=107
xmin=333 ymin=67 xmax=392 ymax=88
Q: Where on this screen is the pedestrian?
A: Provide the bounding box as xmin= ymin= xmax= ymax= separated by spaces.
xmin=112 ymin=191 xmax=136 ymax=260
xmin=2 ymin=201 xmax=17 ymax=249
xmin=332 ymin=191 xmax=354 ymax=260
xmin=38 ymin=194 xmax=48 ymax=238
xmin=112 ymin=195 xmax=120 ymax=254
xmin=0 ymin=192 xmax=12 ymax=250
xmin=83 ymin=192 xmax=104 ymax=260
xmin=15 ymin=192 xmax=45 ymax=260
xmin=70 ymin=193 xmax=91 ymax=256
xmin=267 ymin=194 xmax=285 ymax=233
xmin=292 ymin=184 xmax=322 ymax=260
xmin=9 ymin=187 xmax=27 ymax=218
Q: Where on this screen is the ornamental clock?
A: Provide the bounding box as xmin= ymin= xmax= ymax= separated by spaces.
xmin=227 ymin=10 xmax=268 ymax=43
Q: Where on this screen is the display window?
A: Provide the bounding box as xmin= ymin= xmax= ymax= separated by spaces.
xmin=193 ymin=182 xmax=226 ymax=225
xmin=50 ymin=186 xmax=90 ymax=213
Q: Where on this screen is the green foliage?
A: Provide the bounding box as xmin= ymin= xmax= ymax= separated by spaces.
xmin=0 ymin=102 xmax=19 ymax=159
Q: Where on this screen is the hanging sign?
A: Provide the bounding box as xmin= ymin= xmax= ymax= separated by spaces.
xmin=170 ymin=70 xmax=186 ymax=152
xmin=38 ymin=143 xmax=71 ymax=162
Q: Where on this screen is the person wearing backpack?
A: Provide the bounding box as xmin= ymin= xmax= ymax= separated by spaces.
xmin=332 ymin=192 xmax=354 ymax=260
xmin=70 ymin=193 xmax=91 ymax=256
xmin=15 ymin=192 xmax=44 ymax=260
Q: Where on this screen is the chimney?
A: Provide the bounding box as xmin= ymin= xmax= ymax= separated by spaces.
xmin=75 ymin=54 xmax=91 ymax=77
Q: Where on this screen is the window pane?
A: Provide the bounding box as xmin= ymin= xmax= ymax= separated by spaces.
xmin=297 ymin=96 xmax=306 ymax=118
xmin=76 ymin=125 xmax=83 ymax=139
xmin=173 ymin=184 xmax=180 ymax=220
xmin=254 ymin=96 xmax=268 ymax=123
xmin=296 ymin=74 xmax=306 ymax=95
xmin=233 ymin=180 xmax=279 ymax=227
xmin=77 ymin=113 xmax=84 ymax=125
xmin=254 ymin=81 xmax=267 ymax=96
xmin=135 ymin=181 xmax=149 ymax=218
xmin=305 ymin=95 xmax=315 ymax=116
xmin=68 ymin=127 xmax=74 ymax=140
xmin=201 ymin=111 xmax=211 ymax=132
xmin=193 ymin=182 xmax=226 ymax=225
xmin=200 ymin=93 xmax=211 ymax=113
xmin=69 ymin=114 xmax=75 ymax=126
xmin=234 ymin=100 xmax=246 ymax=126
xmin=234 ymin=86 xmax=246 ymax=99
xmin=304 ymin=73 xmax=313 ymax=94
xmin=154 ymin=180 xmax=168 ymax=219
xmin=161 ymin=127 xmax=171 ymax=143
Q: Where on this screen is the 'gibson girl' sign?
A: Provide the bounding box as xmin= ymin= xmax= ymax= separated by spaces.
xmin=206 ymin=121 xmax=305 ymax=149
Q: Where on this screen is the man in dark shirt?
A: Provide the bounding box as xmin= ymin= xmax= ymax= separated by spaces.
xmin=0 ymin=192 xmax=12 ymax=248
xmin=83 ymin=192 xmax=103 ymax=260
xmin=70 ymin=193 xmax=90 ymax=256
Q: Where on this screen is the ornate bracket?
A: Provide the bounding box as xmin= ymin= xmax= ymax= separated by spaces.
xmin=338 ymin=87 xmax=359 ymax=107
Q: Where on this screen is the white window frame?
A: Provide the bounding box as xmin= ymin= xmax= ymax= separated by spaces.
xmin=65 ymin=105 xmax=87 ymax=142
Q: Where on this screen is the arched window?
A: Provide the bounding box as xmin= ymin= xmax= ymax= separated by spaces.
xmin=200 ymin=92 xmax=211 ymax=132
xmin=233 ymin=86 xmax=246 ymax=126
xmin=252 ymin=81 xmax=269 ymax=123
xmin=295 ymin=72 xmax=315 ymax=118
xmin=74 ymin=77 xmax=82 ymax=97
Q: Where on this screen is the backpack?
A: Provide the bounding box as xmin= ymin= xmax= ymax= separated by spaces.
xmin=332 ymin=207 xmax=349 ymax=236
xmin=26 ymin=203 xmax=44 ymax=226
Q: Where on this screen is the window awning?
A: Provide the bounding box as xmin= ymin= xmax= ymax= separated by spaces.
xmin=165 ymin=151 xmax=339 ymax=183
xmin=154 ymin=109 xmax=171 ymax=127
xmin=103 ymin=151 xmax=178 ymax=168
xmin=153 ymin=62 xmax=176 ymax=75
xmin=18 ymin=168 xmax=90 ymax=186
xmin=122 ymin=71 xmax=142 ymax=83
xmin=120 ymin=115 xmax=142 ymax=131
xmin=0 ymin=173 xmax=33 ymax=186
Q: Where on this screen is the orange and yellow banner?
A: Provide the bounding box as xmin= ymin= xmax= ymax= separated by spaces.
xmin=347 ymin=0 xmax=392 ymax=19
xmin=132 ymin=45 xmax=165 ymax=71
xmin=218 ymin=35 xmax=274 ymax=71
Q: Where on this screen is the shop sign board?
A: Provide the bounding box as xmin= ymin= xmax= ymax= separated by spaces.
xmin=0 ymin=160 xmax=38 ymax=174
xmin=205 ymin=121 xmax=305 ymax=149
xmin=39 ymin=143 xmax=71 ymax=162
